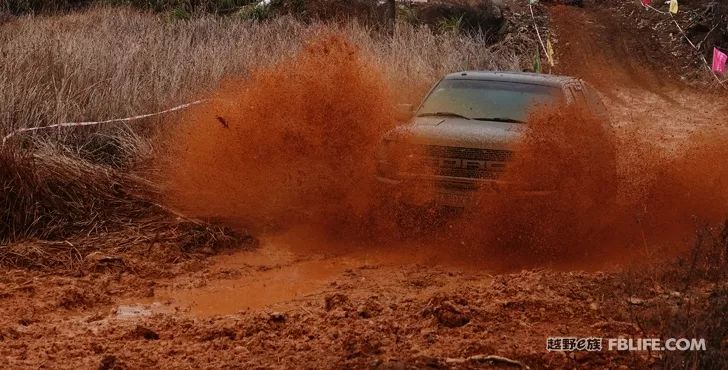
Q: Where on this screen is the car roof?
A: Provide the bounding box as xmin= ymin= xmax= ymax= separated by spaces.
xmin=443 ymin=71 xmax=580 ymax=87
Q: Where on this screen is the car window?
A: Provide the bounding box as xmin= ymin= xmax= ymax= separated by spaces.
xmin=417 ymin=79 xmax=563 ymax=122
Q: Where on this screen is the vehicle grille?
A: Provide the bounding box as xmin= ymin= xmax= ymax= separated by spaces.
xmin=423 ymin=145 xmax=513 ymax=162
xmin=402 ymin=145 xmax=513 ymax=180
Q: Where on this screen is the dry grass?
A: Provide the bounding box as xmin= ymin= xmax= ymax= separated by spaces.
xmin=0 ymin=144 xmax=156 ymax=241
xmin=0 ymin=143 xmax=251 ymax=270
xmin=0 ymin=6 xmax=531 ymax=137
xmin=0 ymin=0 xmax=255 ymax=15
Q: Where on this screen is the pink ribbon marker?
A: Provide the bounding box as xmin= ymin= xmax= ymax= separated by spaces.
xmin=713 ymin=47 xmax=727 ymax=74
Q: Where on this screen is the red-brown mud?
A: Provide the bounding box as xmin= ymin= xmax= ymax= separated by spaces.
xmin=443 ymin=103 xmax=728 ymax=269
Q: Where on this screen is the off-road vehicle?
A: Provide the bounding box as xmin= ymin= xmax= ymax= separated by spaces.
xmin=375 ymin=71 xmax=610 ymax=208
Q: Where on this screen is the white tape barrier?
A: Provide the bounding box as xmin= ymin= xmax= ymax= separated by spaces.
xmin=1 ymin=99 xmax=209 ymax=147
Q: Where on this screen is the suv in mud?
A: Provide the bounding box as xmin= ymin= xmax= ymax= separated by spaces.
xmin=375 ymin=71 xmax=610 ymax=208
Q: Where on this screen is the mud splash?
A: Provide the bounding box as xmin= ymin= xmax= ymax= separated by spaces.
xmin=441 ymin=104 xmax=622 ymax=267
xmin=163 ymin=32 xmax=397 ymax=236
xmin=459 ymin=105 xmax=728 ymax=268
xmin=164 ymin=31 xmax=728 ymax=270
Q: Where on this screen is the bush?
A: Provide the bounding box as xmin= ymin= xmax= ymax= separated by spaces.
xmin=685 ymin=1 xmax=728 ymax=58
xmin=661 ymin=286 xmax=728 ymax=369
xmin=0 ymin=142 xmax=248 ymax=269
xmin=269 ymin=0 xmax=385 ymax=26
xmin=1 ymin=0 xmax=509 ymax=39
xmin=0 ymin=143 xmax=157 ymax=242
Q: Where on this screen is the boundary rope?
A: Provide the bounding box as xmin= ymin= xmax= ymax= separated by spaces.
xmin=1 ymin=99 xmax=209 ymax=147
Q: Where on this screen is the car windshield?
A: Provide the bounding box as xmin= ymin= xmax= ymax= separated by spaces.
xmin=416 ymin=79 xmax=562 ymax=122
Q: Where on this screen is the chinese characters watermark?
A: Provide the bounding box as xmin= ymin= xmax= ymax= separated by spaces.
xmin=547 ymin=337 xmax=706 ymax=352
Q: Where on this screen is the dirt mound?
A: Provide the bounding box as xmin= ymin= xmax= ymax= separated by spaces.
xmin=550 ymin=5 xmax=679 ymax=93
xmin=552 ymin=1 xmax=728 ymax=89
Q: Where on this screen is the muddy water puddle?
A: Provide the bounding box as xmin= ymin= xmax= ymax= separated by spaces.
xmin=159 ymin=257 xmax=354 ymax=316
xmin=121 ymin=224 xmax=517 ymax=317
xmin=130 ymin=234 xmax=425 ymax=316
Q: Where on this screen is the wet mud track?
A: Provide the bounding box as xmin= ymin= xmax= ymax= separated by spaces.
xmin=0 ymin=234 xmax=647 ymax=369
xmin=0 ymin=231 xmax=706 ymax=369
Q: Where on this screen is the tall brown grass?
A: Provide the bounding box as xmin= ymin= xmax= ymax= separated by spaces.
xmin=0 ymin=6 xmax=530 ymax=138
xmin=0 ymin=143 xmax=250 ymax=270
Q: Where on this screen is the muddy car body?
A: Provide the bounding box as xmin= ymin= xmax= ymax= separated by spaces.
xmin=375 ymin=71 xmax=610 ymax=208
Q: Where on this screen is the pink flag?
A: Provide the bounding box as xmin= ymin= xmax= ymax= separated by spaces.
xmin=641 ymin=0 xmax=650 ymax=6
xmin=713 ymin=48 xmax=727 ymax=74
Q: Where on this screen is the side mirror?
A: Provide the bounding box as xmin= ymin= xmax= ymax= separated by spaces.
xmin=394 ymin=103 xmax=414 ymax=123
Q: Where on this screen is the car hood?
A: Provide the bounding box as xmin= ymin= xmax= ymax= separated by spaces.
xmin=387 ymin=116 xmax=524 ymax=151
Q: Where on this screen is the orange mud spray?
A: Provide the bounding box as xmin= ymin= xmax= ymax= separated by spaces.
xmin=444 ymin=104 xmax=728 ymax=269
xmin=164 ymin=33 xmax=398 ymax=237
xmin=164 ymin=32 xmax=728 ymax=269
